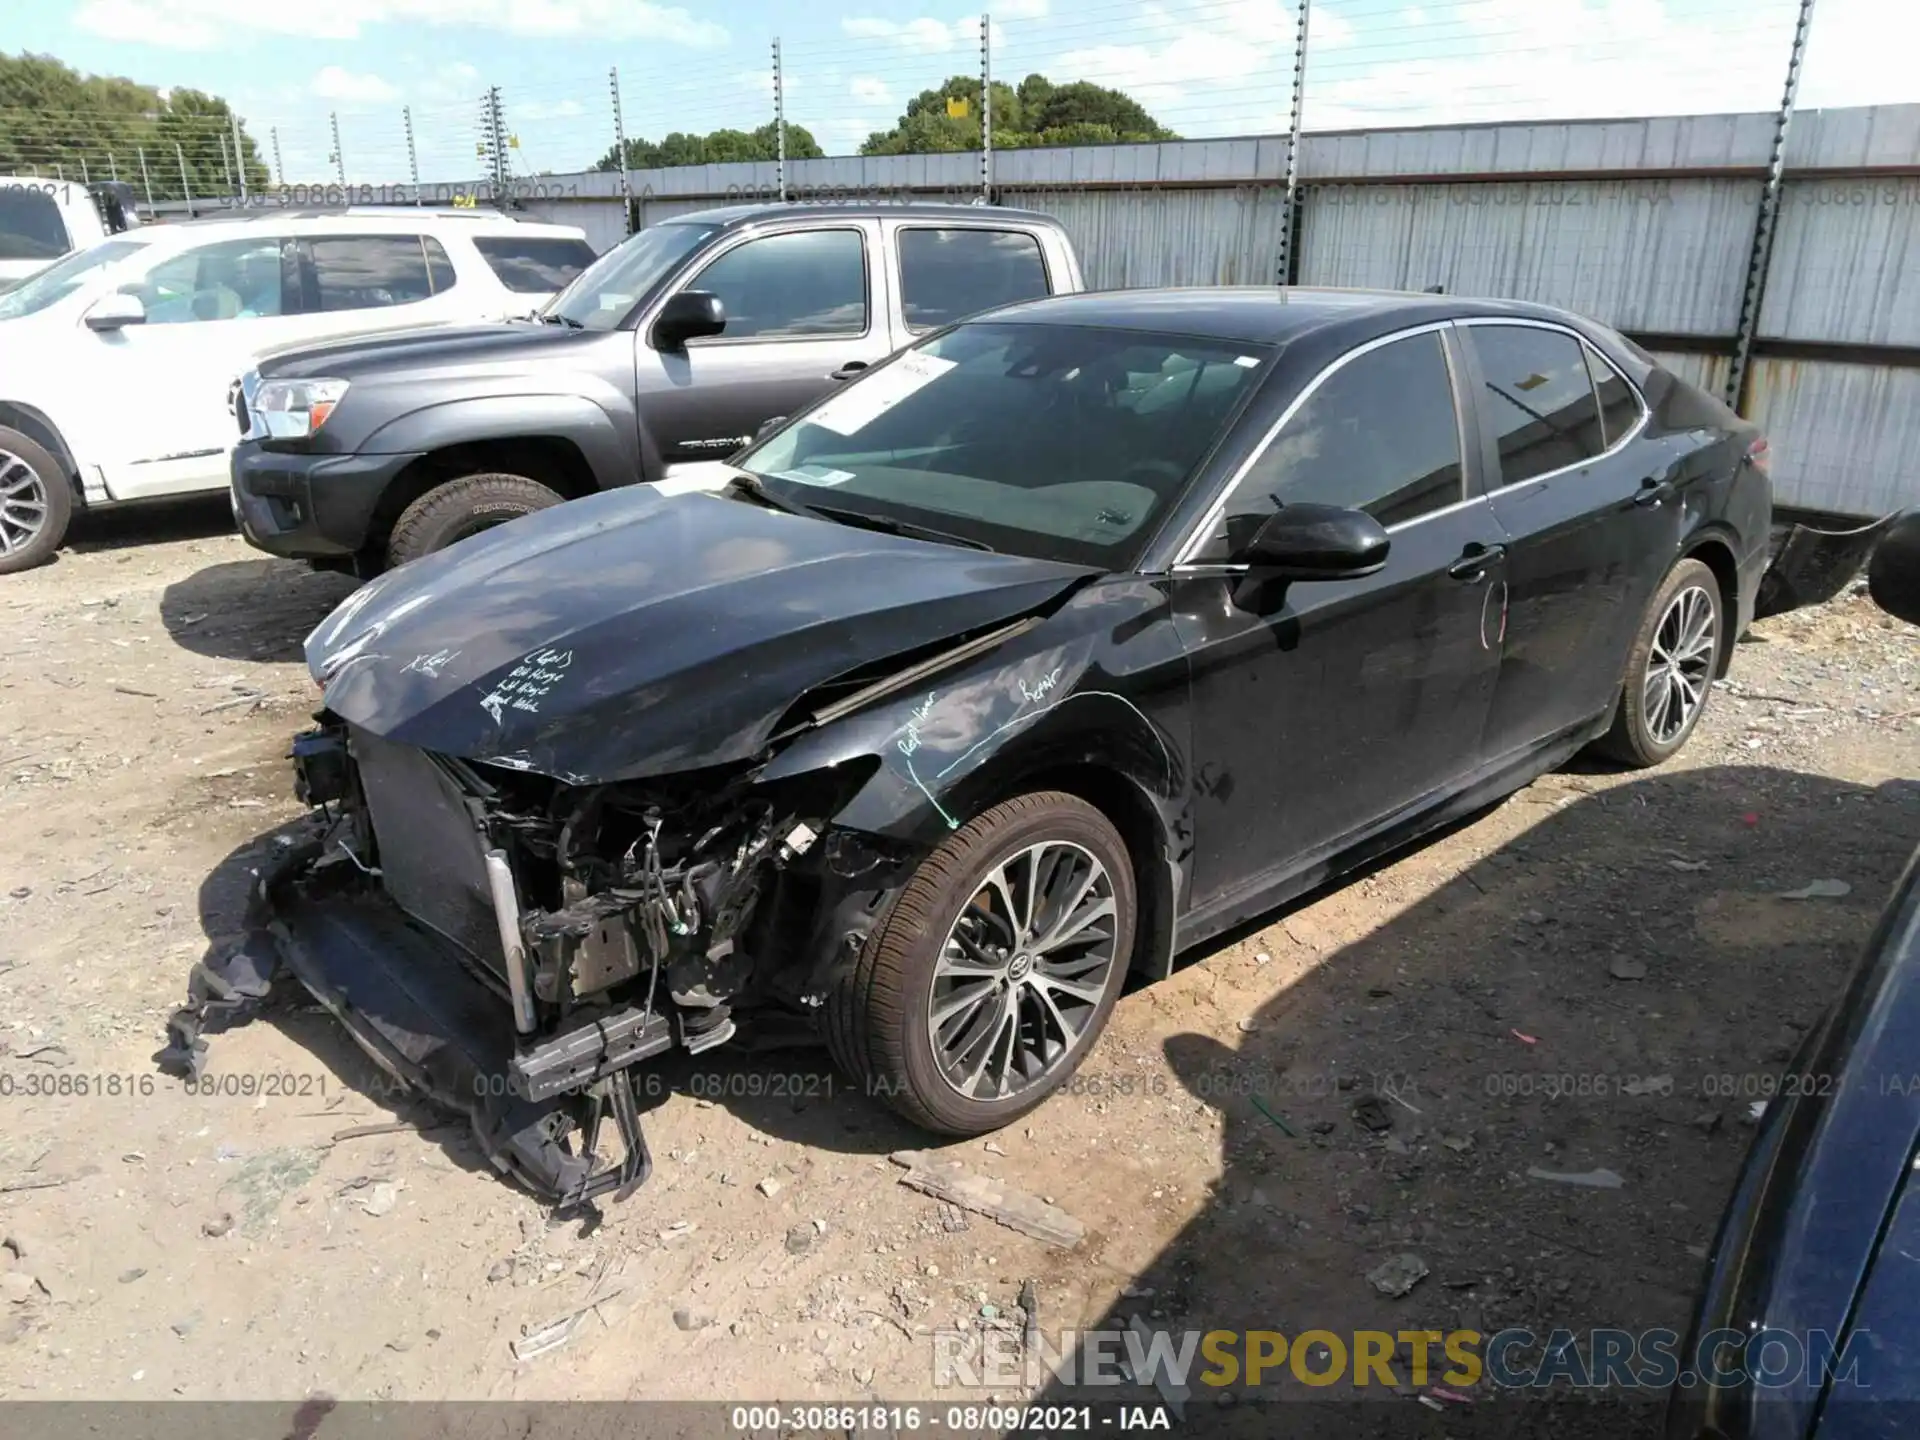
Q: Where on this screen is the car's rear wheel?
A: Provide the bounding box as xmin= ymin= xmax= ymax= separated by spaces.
xmin=827 ymin=792 xmax=1135 ymax=1135
xmin=0 ymin=427 xmax=73 ymax=577
xmin=1595 ymin=557 xmax=1723 ymax=767
xmin=385 ymin=472 xmax=564 ymax=569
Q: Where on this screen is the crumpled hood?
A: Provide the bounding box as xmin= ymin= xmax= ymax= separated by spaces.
xmin=308 ymin=485 xmax=1092 ymax=783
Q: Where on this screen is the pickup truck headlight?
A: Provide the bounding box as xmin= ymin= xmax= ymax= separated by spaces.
xmin=253 ymin=377 xmax=349 ymax=440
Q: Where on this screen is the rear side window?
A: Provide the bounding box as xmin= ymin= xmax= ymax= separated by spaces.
xmin=1469 ymin=325 xmax=1606 ymax=486
xmin=306 ymin=235 xmax=454 ymax=312
xmin=1192 ymin=331 xmax=1464 ymax=561
xmin=898 ymin=228 xmax=1050 ymax=331
xmin=1584 ymin=345 xmax=1643 ymax=447
xmin=0 ymin=186 xmax=70 ymax=261
xmin=473 ymin=236 xmax=597 ymax=294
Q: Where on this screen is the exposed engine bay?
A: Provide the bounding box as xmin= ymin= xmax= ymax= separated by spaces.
xmin=163 ymin=719 xmax=909 ymax=1208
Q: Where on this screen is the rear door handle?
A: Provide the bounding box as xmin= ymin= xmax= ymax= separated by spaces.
xmin=1634 ymin=476 xmax=1676 ymax=507
xmin=1448 ymin=543 xmax=1507 ymax=581
xmin=829 ymin=361 xmax=870 ymax=380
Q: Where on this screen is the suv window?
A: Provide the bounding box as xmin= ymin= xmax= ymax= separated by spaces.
xmin=898 ymin=228 xmax=1049 ymax=331
xmin=122 ymin=237 xmax=289 ymax=323
xmin=0 ymin=186 xmax=69 ymax=262
xmin=689 ymin=228 xmax=866 ymax=340
xmin=1191 ymin=330 xmax=1463 ymax=562
xmin=473 ymin=235 xmax=598 ymax=294
xmin=1585 ymin=345 xmax=1642 ymax=447
xmin=306 ymin=235 xmax=452 ymax=312
xmin=1470 ymin=324 xmax=1606 ymax=486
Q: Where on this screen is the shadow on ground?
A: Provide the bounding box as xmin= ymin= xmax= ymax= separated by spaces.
xmin=160 ymin=558 xmax=358 ymax=662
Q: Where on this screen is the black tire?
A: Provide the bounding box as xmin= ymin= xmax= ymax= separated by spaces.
xmin=385 ymin=472 xmax=564 ymax=569
xmin=0 ymin=426 xmax=73 ymax=577
xmin=827 ymin=792 xmax=1135 ymax=1135
xmin=1594 ymin=557 xmax=1724 ymax=768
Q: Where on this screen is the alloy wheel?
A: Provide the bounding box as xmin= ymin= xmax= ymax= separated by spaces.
xmin=1643 ymin=583 xmax=1717 ymax=745
xmin=0 ymin=450 xmax=49 ymax=559
xmin=928 ymin=840 xmax=1120 ymax=1102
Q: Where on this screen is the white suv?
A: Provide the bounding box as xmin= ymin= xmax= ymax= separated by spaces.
xmin=0 ymin=208 xmax=598 ymax=574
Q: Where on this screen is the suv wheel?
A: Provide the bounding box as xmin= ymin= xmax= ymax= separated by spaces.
xmin=827 ymin=792 xmax=1135 ymax=1136
xmin=385 ymin=472 xmax=564 ymax=569
xmin=1595 ymin=557 xmax=1723 ymax=767
xmin=0 ymin=427 xmax=73 ymax=577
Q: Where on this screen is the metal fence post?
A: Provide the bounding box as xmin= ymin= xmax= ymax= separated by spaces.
xmin=404 ymin=108 xmax=420 ymax=203
xmin=610 ymin=68 xmax=634 ymax=235
xmin=218 ymin=133 xmax=234 ymax=196
xmin=981 ymin=13 xmax=993 ymax=202
xmin=175 ymin=143 xmax=194 ymax=216
xmin=330 ymin=111 xmax=347 ymax=187
xmin=773 ymin=39 xmax=787 ymax=202
xmin=80 ymin=156 xmax=90 ymax=184
xmin=137 ymin=147 xmax=155 ymax=215
xmin=230 ymin=110 xmax=248 ymax=201
xmin=108 ymin=151 xmax=118 ymax=181
xmin=271 ymin=127 xmax=285 ymax=187
xmin=1275 ymin=0 xmax=1312 ymax=286
xmin=1728 ymin=0 xmax=1819 ymax=413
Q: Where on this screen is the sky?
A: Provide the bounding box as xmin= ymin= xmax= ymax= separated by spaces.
xmin=8 ymin=0 xmax=1917 ymax=186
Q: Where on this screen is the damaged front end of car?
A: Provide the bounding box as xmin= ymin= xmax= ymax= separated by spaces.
xmin=164 ymin=724 xmax=912 ymax=1208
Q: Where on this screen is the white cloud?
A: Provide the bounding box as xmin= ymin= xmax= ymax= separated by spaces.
xmin=840 ymin=14 xmax=998 ymax=52
xmin=311 ymin=66 xmax=402 ymax=104
xmin=850 ymin=76 xmax=892 ymax=104
xmin=74 ymin=0 xmax=728 ymax=49
xmin=997 ymin=0 xmax=1049 ymax=16
xmin=515 ymin=98 xmax=585 ymax=121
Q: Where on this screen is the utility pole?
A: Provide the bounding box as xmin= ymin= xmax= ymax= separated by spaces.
xmin=1728 ymin=0 xmax=1818 ymax=412
xmin=477 ymin=86 xmax=509 ymax=198
xmin=137 ymin=147 xmax=155 ymax=217
xmin=980 ymin=13 xmax=993 ymax=202
xmin=1275 ymin=0 xmax=1312 ymax=285
xmin=175 ymin=142 xmax=194 ymax=216
xmin=230 ymin=110 xmax=248 ymax=201
xmin=772 ymin=40 xmax=787 ymax=202
xmin=330 ymin=111 xmax=346 ymax=187
xmin=610 ymin=68 xmax=634 ymax=236
xmin=271 ymin=126 xmax=285 ymax=186
xmin=404 ymin=108 xmax=420 ymax=203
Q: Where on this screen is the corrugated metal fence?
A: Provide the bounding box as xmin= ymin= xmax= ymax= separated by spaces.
xmin=511 ymin=103 xmax=1920 ymax=517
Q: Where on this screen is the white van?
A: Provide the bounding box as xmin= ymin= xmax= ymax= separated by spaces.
xmin=0 ymin=208 xmax=599 ymax=573
xmin=0 ymin=178 xmax=138 ymax=294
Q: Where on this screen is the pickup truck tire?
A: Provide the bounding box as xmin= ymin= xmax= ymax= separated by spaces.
xmin=0 ymin=426 xmax=72 ymax=577
xmin=386 ymin=473 xmax=564 ymax=568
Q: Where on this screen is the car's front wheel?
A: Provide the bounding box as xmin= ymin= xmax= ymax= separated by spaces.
xmin=828 ymin=792 xmax=1136 ymax=1135
xmin=385 ymin=472 xmax=564 ymax=569
xmin=0 ymin=427 xmax=73 ymax=577
xmin=1596 ymin=556 xmax=1724 ymax=767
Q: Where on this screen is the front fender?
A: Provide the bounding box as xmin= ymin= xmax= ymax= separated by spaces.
xmin=360 ymin=394 xmax=637 ymax=490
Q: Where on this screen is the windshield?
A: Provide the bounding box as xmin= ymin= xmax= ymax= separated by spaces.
xmin=0 ymin=237 xmax=149 ymax=321
xmin=737 ymin=321 xmax=1272 ymax=567
xmin=543 ymin=222 xmax=717 ymax=330
xmin=0 ymin=186 xmax=70 ymax=262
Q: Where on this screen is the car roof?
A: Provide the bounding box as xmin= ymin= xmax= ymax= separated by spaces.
xmin=673 ymin=200 xmax=1066 ymax=230
xmin=977 ymin=285 xmax=1607 ymax=346
xmin=145 ymin=210 xmax=585 ymax=240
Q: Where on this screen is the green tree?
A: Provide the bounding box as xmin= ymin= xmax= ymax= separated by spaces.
xmin=594 ymin=121 xmax=822 ymax=172
xmin=860 ymin=72 xmax=1173 ymax=156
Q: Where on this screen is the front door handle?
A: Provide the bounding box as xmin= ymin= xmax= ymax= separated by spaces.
xmin=829 ymin=360 xmax=870 ymax=381
xmin=1634 ymin=475 xmax=1676 ymax=507
xmin=1448 ymin=543 xmax=1507 ymax=581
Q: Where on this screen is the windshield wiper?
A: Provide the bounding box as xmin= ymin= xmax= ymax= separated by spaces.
xmin=724 ymin=471 xmax=820 ymax=518
xmin=536 ymin=312 xmax=584 ymax=328
xmin=800 ymin=503 xmax=990 ymax=551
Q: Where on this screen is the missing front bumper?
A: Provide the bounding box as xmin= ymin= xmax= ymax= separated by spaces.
xmin=162 ymin=840 xmax=663 ymax=1206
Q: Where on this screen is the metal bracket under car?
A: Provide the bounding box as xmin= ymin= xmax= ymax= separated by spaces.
xmin=161 ymin=835 xmax=664 ymax=1207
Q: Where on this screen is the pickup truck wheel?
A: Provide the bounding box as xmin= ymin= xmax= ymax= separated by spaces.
xmin=385 ymin=472 xmax=563 ymax=568
xmin=827 ymin=792 xmax=1135 ymax=1136
xmin=0 ymin=427 xmax=72 ymax=577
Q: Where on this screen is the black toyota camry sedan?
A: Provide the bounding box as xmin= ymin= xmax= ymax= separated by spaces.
xmin=170 ymin=287 xmax=1777 ymax=1203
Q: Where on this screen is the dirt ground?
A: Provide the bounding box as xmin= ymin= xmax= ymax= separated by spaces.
xmin=1 ymin=501 xmax=1916 ymax=1430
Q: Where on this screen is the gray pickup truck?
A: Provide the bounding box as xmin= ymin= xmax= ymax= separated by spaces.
xmin=231 ymin=201 xmax=1084 ymax=572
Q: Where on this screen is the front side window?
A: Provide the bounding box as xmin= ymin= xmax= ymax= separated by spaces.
xmin=122 ymin=237 xmax=289 ymax=324
xmin=1470 ymin=324 xmax=1607 ymax=486
xmin=307 ymin=235 xmax=445 ymax=312
xmin=689 ymin=229 xmax=867 ymax=340
xmin=473 ymin=235 xmax=598 ymax=294
xmin=739 ymin=321 xmax=1270 ymax=567
xmin=898 ymin=228 xmax=1050 ymax=331
xmin=0 ymin=238 xmax=148 ymax=320
xmin=1190 ymin=330 xmax=1463 ymax=563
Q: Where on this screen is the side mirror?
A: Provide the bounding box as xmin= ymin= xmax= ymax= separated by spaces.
xmin=1233 ymin=503 xmax=1390 ymax=580
xmin=85 ymin=292 xmax=146 ymax=331
xmin=1868 ymin=508 xmax=1920 ymax=626
xmin=651 ymin=290 xmax=725 ymax=351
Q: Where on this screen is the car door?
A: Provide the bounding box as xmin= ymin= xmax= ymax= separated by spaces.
xmin=632 ymin=221 xmax=892 ymax=470
xmin=1170 ymin=325 xmax=1510 ymax=912
xmin=89 ymin=233 xmax=314 ymax=500
xmin=1459 ymin=319 xmax=1674 ymax=760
